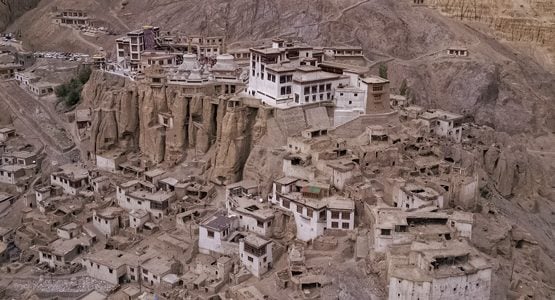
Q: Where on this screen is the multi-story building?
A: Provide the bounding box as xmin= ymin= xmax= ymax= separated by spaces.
xmin=239 ymin=234 xmax=273 ymax=278
xmin=52 ymin=9 xmax=93 ymax=27
xmin=92 ymin=207 xmax=124 ymax=238
xmin=38 ymin=237 xmax=89 ymax=268
xmin=225 ymin=181 xmax=275 ymax=238
xmin=116 ymin=180 xmax=175 ymax=220
xmin=198 ymin=212 xmax=239 ymax=255
xmin=50 ymin=164 xmax=90 ymax=195
xmin=371 ymin=206 xmax=473 ymax=253
xmin=419 ymin=109 xmax=465 ymax=143
xmin=116 ymin=26 xmax=160 ymax=70
xmin=140 ymin=256 xmax=181 ymax=286
xmin=83 ymin=250 xmax=140 ymax=285
xmin=272 ymin=179 xmax=355 ymax=241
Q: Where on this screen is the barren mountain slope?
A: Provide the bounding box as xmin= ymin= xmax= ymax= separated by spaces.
xmin=0 ymin=0 xmax=39 ymax=32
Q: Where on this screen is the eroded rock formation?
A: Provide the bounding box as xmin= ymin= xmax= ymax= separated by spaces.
xmin=81 ymin=71 xmax=266 ymax=183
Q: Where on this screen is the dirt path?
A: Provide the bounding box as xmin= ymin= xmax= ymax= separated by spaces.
xmin=108 ymin=7 xmax=130 ymax=32
xmin=70 ymin=30 xmax=103 ymax=52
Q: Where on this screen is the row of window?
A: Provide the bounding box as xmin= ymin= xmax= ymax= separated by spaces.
xmin=304 ymin=83 xmax=332 ymax=95
xmin=295 ymin=92 xmax=333 ymax=103
xmin=330 ymin=211 xmax=351 ymax=220
xmin=330 ymin=222 xmax=350 ymax=229
xmin=280 ymin=86 xmax=292 ymax=95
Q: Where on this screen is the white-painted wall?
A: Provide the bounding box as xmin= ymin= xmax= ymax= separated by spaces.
xmin=84 ymin=259 xmax=127 ymax=285
xmin=93 ymin=214 xmax=120 ymax=238
xmin=326 ymin=210 xmax=354 ymax=230
xmin=237 ymin=213 xmax=272 ymax=238
xmin=239 ymin=240 xmax=273 ymax=278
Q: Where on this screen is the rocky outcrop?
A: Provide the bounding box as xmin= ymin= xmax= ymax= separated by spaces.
xmin=81 ymin=71 xmax=283 ymax=184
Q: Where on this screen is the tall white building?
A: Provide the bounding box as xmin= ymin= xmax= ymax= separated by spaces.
xmin=239 ymin=234 xmax=273 ymax=278
xmin=247 ymin=39 xmax=355 ymax=108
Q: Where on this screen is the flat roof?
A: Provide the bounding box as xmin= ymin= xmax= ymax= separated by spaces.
xmin=235 ymin=204 xmax=275 ymax=221
xmin=159 ymin=177 xmax=179 ymax=186
xmin=144 ymin=168 xmax=166 ymax=178
xmin=85 ymin=249 xmax=139 ymax=269
xmin=142 ymin=256 xmax=175 ymax=275
xmin=250 ymin=47 xmax=286 ymax=55
xmin=327 ymin=198 xmax=355 ymax=210
xmin=275 ymin=176 xmax=299 ymax=185
xmin=266 ymin=63 xmax=296 ymax=73
xmin=318 ymin=61 xmax=369 ymax=74
xmin=202 ymin=213 xmax=235 ymax=232
xmin=360 ymin=76 xmax=389 ymax=84
xmin=129 ymin=189 xmax=173 ymax=203
xmin=244 ymin=234 xmax=271 ymax=248
xmin=227 ymin=179 xmax=258 ymax=190
xmin=293 ymin=70 xmax=341 ymax=83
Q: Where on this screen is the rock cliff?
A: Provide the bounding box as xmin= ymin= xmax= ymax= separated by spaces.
xmin=428 ymin=0 xmax=555 ymax=62
xmin=81 ymin=71 xmax=269 ymax=184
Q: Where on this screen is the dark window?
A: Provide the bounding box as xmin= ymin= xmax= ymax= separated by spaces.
xmin=282 ymin=198 xmax=290 ymax=209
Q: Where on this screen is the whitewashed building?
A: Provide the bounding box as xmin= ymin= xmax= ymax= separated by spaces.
xmin=50 ymin=164 xmax=90 ymax=195
xmin=419 ymin=110 xmax=464 ymax=143
xmin=116 ymin=180 xmax=175 ymax=220
xmin=92 ymin=207 xmax=124 ymax=238
xmin=273 ymin=179 xmax=355 ymax=241
xmin=198 ymin=212 xmax=239 ymax=255
xmin=239 ymin=234 xmax=273 ymax=278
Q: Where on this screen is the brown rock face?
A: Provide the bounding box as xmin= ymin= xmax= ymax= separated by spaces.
xmin=81 ymin=71 xmax=265 ymax=183
xmin=429 ymin=0 xmax=555 ymax=61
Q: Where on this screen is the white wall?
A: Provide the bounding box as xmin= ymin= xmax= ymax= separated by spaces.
xmin=84 ymin=259 xmax=127 ymax=285
xmin=237 ymin=213 xmax=272 ymax=238
xmin=96 ymin=156 xmax=118 ymax=172
xmin=290 ymin=201 xmax=326 ymax=241
xmin=239 ymin=241 xmax=272 ymax=278
xmin=388 ymin=276 xmax=432 ymax=300
xmin=199 ymin=226 xmax=223 ymax=255
xmin=326 ymin=210 xmax=354 ymax=230
xmin=93 ymin=215 xmax=119 ymax=238
xmin=130 ymin=214 xmax=149 ymax=229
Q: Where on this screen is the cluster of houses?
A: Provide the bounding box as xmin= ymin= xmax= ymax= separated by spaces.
xmin=0 ymin=23 xmax=496 ymax=300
